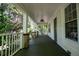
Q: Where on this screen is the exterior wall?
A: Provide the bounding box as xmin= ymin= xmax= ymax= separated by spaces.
xmin=48 ymin=3 xmax=79 ymax=56
xmin=48 ymin=19 xmax=54 ymax=40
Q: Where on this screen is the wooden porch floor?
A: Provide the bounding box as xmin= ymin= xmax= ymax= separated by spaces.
xmin=14 ymin=35 xmax=69 ymax=56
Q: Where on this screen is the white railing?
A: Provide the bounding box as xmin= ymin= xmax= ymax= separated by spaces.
xmin=0 ymin=32 xmax=23 ymax=56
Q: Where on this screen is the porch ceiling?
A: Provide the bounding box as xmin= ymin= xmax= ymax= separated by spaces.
xmin=19 ymin=3 xmax=64 ymax=23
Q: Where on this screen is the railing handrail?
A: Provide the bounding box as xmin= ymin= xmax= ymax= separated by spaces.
xmin=0 ymin=33 xmax=15 ymax=36
xmin=0 ymin=32 xmax=23 ymax=36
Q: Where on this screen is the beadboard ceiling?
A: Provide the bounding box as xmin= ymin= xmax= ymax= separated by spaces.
xmin=19 ymin=3 xmax=64 ymax=23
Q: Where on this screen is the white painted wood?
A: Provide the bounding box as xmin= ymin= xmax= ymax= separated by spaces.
xmin=10 ymin=35 xmax=12 ymax=55
xmin=8 ymin=35 xmax=11 ymax=56
xmin=0 ymin=33 xmax=23 ymax=56
xmin=11 ymin=34 xmax=14 ymax=55
xmin=5 ymin=36 xmax=8 ymax=56
xmin=19 ymin=33 xmax=23 ymax=49
xmin=23 ymin=12 xmax=28 ymax=33
xmin=1 ymin=36 xmax=4 ymax=56
xmin=14 ymin=35 xmax=16 ymax=51
xmin=15 ymin=34 xmax=17 ymax=51
xmin=22 ymin=4 xmax=63 ymax=23
xmin=11 ymin=48 xmax=20 ymax=56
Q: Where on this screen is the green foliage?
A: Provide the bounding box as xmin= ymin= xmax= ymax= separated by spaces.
xmin=0 ymin=37 xmax=2 ymax=45
xmin=0 ymin=3 xmax=14 ymax=33
xmin=0 ymin=3 xmax=15 ymax=46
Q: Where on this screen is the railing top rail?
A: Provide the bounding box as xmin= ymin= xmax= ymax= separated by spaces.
xmin=0 ymin=33 xmax=17 ymax=36
xmin=0 ymin=32 xmax=23 ymax=36
xmin=0 ymin=33 xmax=12 ymax=36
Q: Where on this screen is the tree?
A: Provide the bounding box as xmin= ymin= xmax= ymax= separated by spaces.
xmin=0 ymin=3 xmax=14 ymax=46
xmin=0 ymin=3 xmax=14 ymax=33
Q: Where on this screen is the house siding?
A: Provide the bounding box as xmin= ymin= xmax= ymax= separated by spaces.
xmin=48 ymin=3 xmax=79 ymax=56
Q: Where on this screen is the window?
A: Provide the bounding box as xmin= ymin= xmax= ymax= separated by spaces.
xmin=65 ymin=3 xmax=78 ymax=41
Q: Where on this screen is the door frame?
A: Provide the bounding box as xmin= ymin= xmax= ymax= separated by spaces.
xmin=54 ymin=17 xmax=57 ymax=43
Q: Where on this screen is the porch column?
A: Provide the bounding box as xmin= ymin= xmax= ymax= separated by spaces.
xmin=22 ymin=12 xmax=29 ymax=48
xmin=23 ymin=12 xmax=28 ymax=33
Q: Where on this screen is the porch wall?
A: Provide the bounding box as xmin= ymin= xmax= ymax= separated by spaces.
xmin=48 ymin=3 xmax=79 ymax=56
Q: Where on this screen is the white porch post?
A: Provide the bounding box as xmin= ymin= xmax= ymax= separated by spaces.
xmin=23 ymin=12 xmax=28 ymax=33
xmin=22 ymin=12 xmax=29 ymax=48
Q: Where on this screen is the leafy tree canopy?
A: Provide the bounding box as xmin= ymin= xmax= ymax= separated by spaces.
xmin=0 ymin=3 xmax=14 ymax=33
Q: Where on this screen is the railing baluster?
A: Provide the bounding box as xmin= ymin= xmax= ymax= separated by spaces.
xmin=8 ymin=35 xmax=11 ymax=56
xmin=11 ymin=34 xmax=13 ymax=55
xmin=19 ymin=33 xmax=21 ymax=49
xmin=16 ymin=34 xmax=18 ymax=51
xmin=1 ymin=36 xmax=4 ymax=56
xmin=13 ymin=35 xmax=14 ymax=53
xmin=10 ymin=35 xmax=12 ymax=55
xmin=5 ymin=35 xmax=8 ymax=56
xmin=0 ymin=32 xmax=23 ymax=56
xmin=0 ymin=50 xmax=1 ymax=56
xmin=11 ymin=35 xmax=13 ymax=55
xmin=15 ymin=35 xmax=16 ymax=51
xmin=0 ymin=36 xmax=1 ymax=56
xmin=15 ymin=34 xmax=17 ymax=51
xmin=14 ymin=34 xmax=16 ymax=52
xmin=18 ymin=34 xmax=20 ymax=49
xmin=13 ymin=34 xmax=14 ymax=53
xmin=17 ymin=34 xmax=19 ymax=50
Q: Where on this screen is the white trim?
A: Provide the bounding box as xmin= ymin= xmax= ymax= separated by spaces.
xmin=11 ymin=48 xmax=21 ymax=56
xmin=76 ymin=4 xmax=79 ymax=43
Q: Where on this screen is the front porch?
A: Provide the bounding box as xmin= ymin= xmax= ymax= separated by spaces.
xmin=14 ymin=35 xmax=69 ymax=56
xmin=0 ymin=3 xmax=79 ymax=56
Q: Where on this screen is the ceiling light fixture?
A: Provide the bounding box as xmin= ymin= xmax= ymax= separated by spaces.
xmin=40 ymin=19 xmax=44 ymax=22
